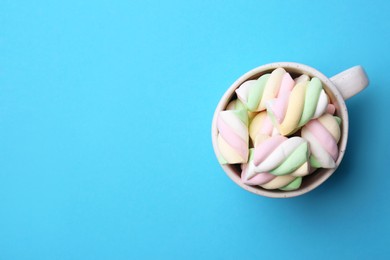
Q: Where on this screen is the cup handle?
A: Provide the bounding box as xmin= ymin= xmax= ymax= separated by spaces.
xmin=330 ymin=65 xmax=369 ymax=100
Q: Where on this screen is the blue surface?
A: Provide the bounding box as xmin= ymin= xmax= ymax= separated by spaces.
xmin=1 ymin=0 xmax=389 ymax=259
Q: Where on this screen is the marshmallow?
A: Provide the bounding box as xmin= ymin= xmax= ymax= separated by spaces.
xmin=217 ymin=109 xmax=249 ymax=164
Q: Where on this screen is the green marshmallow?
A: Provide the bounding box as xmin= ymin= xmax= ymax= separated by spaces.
xmin=270 ymin=142 xmax=309 ymax=176
xmin=246 ymin=74 xmax=270 ymax=111
xmin=280 ymin=177 xmax=302 ymax=191
xmin=310 ymin=155 xmax=322 ymax=168
xmin=233 ymin=109 xmax=249 ymax=127
xmin=298 ymin=77 xmax=323 ymax=127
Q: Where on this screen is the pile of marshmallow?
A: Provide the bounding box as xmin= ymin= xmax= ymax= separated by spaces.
xmin=217 ymin=68 xmax=341 ymax=191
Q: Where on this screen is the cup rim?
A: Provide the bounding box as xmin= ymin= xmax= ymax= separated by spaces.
xmin=211 ymin=62 xmax=349 ymax=198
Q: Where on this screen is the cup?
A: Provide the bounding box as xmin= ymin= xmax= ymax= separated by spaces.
xmin=211 ymin=62 xmax=369 ymax=198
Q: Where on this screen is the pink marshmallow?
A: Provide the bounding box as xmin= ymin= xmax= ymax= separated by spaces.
xmin=271 ymin=73 xmax=295 ymax=122
xmin=253 ymin=135 xmax=287 ymax=165
xmin=217 ymin=115 xmax=248 ymax=159
xmin=241 ymin=165 xmax=276 ymax=185
xmin=306 ymin=120 xmax=338 ymax=160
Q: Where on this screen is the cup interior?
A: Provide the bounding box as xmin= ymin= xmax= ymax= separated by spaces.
xmin=211 ymin=62 xmax=348 ymax=198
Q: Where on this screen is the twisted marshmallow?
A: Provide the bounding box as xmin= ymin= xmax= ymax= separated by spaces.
xmin=217 ymin=109 xmax=249 ymax=164
xmin=241 ymin=149 xmax=303 ymax=191
xmin=301 ymin=113 xmax=341 ymax=168
xmin=235 ymin=68 xmax=286 ymax=112
xmin=268 ymin=76 xmax=329 ymax=136
xmin=241 ymin=135 xmax=310 ymax=190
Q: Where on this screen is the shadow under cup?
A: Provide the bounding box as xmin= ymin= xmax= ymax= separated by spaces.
xmin=212 ymin=63 xmax=348 ymax=198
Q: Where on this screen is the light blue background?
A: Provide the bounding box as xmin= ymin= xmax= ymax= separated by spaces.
xmin=1 ymin=0 xmax=389 ymax=259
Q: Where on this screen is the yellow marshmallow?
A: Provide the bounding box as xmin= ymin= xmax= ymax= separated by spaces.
xmin=217 ymin=134 xmax=244 ymax=164
xmin=279 ymin=81 xmax=308 ymax=135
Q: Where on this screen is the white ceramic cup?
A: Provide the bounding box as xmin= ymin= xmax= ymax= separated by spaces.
xmin=211 ymin=62 xmax=369 ymax=198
